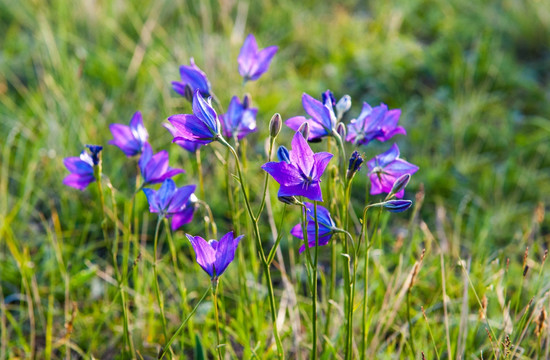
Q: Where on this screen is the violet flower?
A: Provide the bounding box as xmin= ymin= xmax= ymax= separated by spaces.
xmin=262 ymin=131 xmax=333 ymax=201
xmin=139 ymin=143 xmax=184 ymax=185
xmin=187 ymin=231 xmax=243 ymax=279
xmin=238 ymin=34 xmax=278 ymax=82
xmin=220 ymin=95 xmax=257 ymax=140
xmin=108 ymin=111 xmax=149 ymax=157
xmin=143 ymin=178 xmax=195 ymax=217
xmin=62 ymin=145 xmax=103 ymax=190
xmin=171 ymin=58 xmax=211 ymax=98
xmin=171 ymin=196 xmax=197 ymax=231
xmin=163 ymin=122 xmax=203 ymax=153
xmin=285 ymin=90 xmax=338 ymax=141
xmin=346 ymin=102 xmax=406 ymax=146
xmin=167 ymin=90 xmax=221 ymax=145
xmin=290 ymin=202 xmax=336 ymax=253
xmin=383 ymin=200 xmax=413 ymax=213
xmin=367 ymin=144 xmax=418 ymax=198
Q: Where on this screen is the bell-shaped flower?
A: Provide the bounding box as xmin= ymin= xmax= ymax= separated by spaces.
xmin=171 ymin=195 xmax=197 ymax=231
xmin=143 ymin=178 xmax=196 ymax=218
xmin=285 ymin=90 xmax=338 ymax=141
xmin=163 ymin=122 xmax=203 ymax=153
xmin=262 ymin=132 xmax=333 ymax=201
xmin=139 ymin=143 xmax=184 ymax=185
xmin=367 ymin=144 xmax=418 ymax=198
xmin=171 ymin=58 xmax=211 ymax=98
xmin=167 ymin=90 xmax=221 ymax=145
xmin=108 ymin=111 xmax=149 ymax=157
xmin=346 ymin=102 xmax=406 ymax=146
xmin=238 ymin=34 xmax=278 ymax=82
xmin=220 ymin=95 xmax=258 ymax=140
xmin=62 ymin=145 xmax=102 ymax=191
xmin=187 ymin=231 xmax=243 ymax=279
xmin=290 ymin=202 xmax=336 ymax=253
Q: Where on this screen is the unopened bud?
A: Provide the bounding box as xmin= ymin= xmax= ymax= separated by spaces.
xmin=243 ymin=93 xmax=251 ymax=109
xmin=389 ymin=174 xmax=411 ymax=197
xmin=184 ymin=84 xmax=194 ymax=102
xmin=346 ymin=150 xmax=364 ymax=181
xmin=278 ymin=196 xmax=303 ymax=206
xmin=337 ymin=122 xmax=347 ymax=140
xmin=277 ymin=146 xmax=291 ymax=163
xmin=298 ymin=122 xmax=310 ymax=140
xmin=85 ymin=145 xmax=103 ymax=166
xmin=269 ymin=113 xmax=282 ymax=138
xmin=336 ymin=95 xmax=352 ymax=119
xmin=383 ymin=200 xmax=413 ymax=213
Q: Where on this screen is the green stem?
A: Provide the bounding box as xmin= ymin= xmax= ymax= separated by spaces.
xmin=196 ymin=149 xmax=205 ymax=201
xmin=266 ymin=205 xmax=287 ymax=265
xmin=312 ymin=201 xmax=320 ymax=359
xmin=256 ymin=138 xmax=275 ymax=219
xmin=159 ymin=287 xmax=210 ymax=360
xmin=212 ymin=280 xmax=223 ymax=360
xmin=153 ymin=216 xmax=169 ymax=349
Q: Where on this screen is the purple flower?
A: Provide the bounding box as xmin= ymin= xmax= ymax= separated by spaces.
xmin=285 ymin=90 xmax=338 ymax=141
xmin=139 ymin=143 xmax=184 ymax=185
xmin=187 ymin=231 xmax=243 ymax=279
xmin=367 ymin=144 xmax=418 ymax=198
xmin=290 ymin=202 xmax=336 ymax=253
xmin=172 ymin=58 xmax=211 ymax=98
xmin=383 ymin=200 xmax=413 ymax=213
xmin=163 ymin=122 xmax=203 ymax=153
xmin=108 ymin=111 xmax=149 ymax=157
xmin=220 ymin=95 xmax=258 ymax=140
xmin=143 ymin=178 xmax=195 ymax=217
xmin=167 ymin=90 xmax=220 ymax=145
xmin=346 ymin=103 xmax=406 ymax=146
xmin=238 ymin=34 xmax=278 ymax=82
xmin=171 ymin=197 xmax=196 ymax=231
xmin=262 ymin=132 xmax=333 ymax=201
xmin=62 ymin=147 xmax=102 ymax=191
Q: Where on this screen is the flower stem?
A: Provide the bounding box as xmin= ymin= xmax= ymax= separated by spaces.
xmin=212 ymin=279 xmax=223 ymax=360
xmin=153 ymin=216 xmax=169 ymax=351
xmin=311 ymin=201 xmax=320 ymax=359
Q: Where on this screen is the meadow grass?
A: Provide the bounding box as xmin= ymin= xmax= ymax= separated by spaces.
xmin=1 ymin=0 xmax=549 ymax=358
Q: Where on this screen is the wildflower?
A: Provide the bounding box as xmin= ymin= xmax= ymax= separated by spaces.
xmin=335 ymin=95 xmax=352 ymax=120
xmin=346 ymin=150 xmax=364 ymax=181
xmin=389 ymin=173 xmax=411 ymax=198
xmin=238 ymin=34 xmax=278 ymax=82
xmin=269 ymin=113 xmax=282 ymax=138
xmin=262 ymin=131 xmax=333 ymax=201
xmin=143 ymin=178 xmax=196 ymax=218
xmin=290 ymin=203 xmax=336 ymax=253
xmin=171 ymin=58 xmax=211 ymax=98
xmin=139 ymin=143 xmax=184 ymax=185
xmin=187 ymin=231 xmax=243 ymax=279
xmin=163 ymin=122 xmax=203 ymax=153
xmin=346 ymin=102 xmax=406 ymax=146
xmin=383 ymin=200 xmax=413 ymax=213
xmin=220 ymin=95 xmax=257 ymax=140
xmin=108 ymin=111 xmax=149 ymax=157
xmin=62 ymin=145 xmax=103 ymax=190
xmin=171 ymin=195 xmax=197 ymax=231
xmin=285 ymin=90 xmax=338 ymax=141
xmin=367 ymin=144 xmax=418 ymax=198
xmin=167 ymin=90 xmax=221 ymax=145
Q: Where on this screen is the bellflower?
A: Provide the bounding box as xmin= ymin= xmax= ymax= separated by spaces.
xmin=171 ymin=195 xmax=197 ymax=231
xmin=167 ymin=90 xmax=221 ymax=145
xmin=367 ymin=144 xmax=418 ymax=198
xmin=383 ymin=200 xmax=413 ymax=213
xmin=346 ymin=102 xmax=406 ymax=146
xmin=108 ymin=111 xmax=149 ymax=157
xmin=290 ymin=202 xmax=336 ymax=253
xmin=238 ymin=34 xmax=278 ymax=82
xmin=187 ymin=231 xmax=243 ymax=279
xmin=143 ymin=178 xmax=196 ymax=217
xmin=62 ymin=145 xmax=102 ymax=190
xmin=262 ymin=132 xmax=333 ymax=201
xmin=163 ymin=122 xmax=203 ymax=153
xmin=220 ymin=95 xmax=258 ymax=140
xmin=171 ymin=58 xmax=211 ymax=98
xmin=139 ymin=143 xmax=184 ymax=185
xmin=285 ymin=90 xmax=338 ymax=141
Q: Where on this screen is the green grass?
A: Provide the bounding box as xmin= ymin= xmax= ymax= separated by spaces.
xmin=1 ymin=0 xmax=549 ymax=359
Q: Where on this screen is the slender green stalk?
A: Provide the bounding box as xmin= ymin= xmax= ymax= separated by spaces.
xmin=256 ymin=138 xmax=275 ymax=219
xmin=312 ymin=201 xmax=320 ymax=359
xmin=153 ymin=216 xmax=169 ymax=349
xmin=212 ymin=279 xmax=223 ymax=360
xmin=159 ymin=287 xmax=210 ymax=360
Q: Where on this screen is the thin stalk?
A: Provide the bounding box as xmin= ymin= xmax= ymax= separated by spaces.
xmin=266 ymin=205 xmax=287 ymax=265
xmin=312 ymin=201 xmax=320 ymax=359
xmin=256 ymin=138 xmax=275 ymax=219
xmin=196 ymin=149 xmax=205 ymax=201
xmin=153 ymin=216 xmax=169 ymax=349
xmin=159 ymin=287 xmax=210 ymax=360
xmin=212 ymin=280 xmax=223 ymax=360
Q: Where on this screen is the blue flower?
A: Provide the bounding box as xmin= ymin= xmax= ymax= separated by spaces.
xmin=290 ymin=203 xmax=336 ymax=253
xmin=238 ymin=34 xmax=278 ymax=82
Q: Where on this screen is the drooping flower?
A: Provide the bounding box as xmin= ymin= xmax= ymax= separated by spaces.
xmin=346 ymin=102 xmax=406 ymax=146
xmin=62 ymin=145 xmax=103 ymax=190
xmin=167 ymin=90 xmax=221 ymax=145
xmin=367 ymin=144 xmax=418 ymax=198
xmin=187 ymin=231 xmax=243 ymax=279
xmin=108 ymin=111 xmax=149 ymax=157
xmin=171 ymin=58 xmax=211 ymax=98
xmin=262 ymin=131 xmax=333 ymax=201
xmin=143 ymin=178 xmax=196 ymax=217
xmin=238 ymin=34 xmax=278 ymax=82
xmin=290 ymin=202 xmax=336 ymax=253
xmin=139 ymin=143 xmax=184 ymax=185
xmin=220 ymin=95 xmax=257 ymax=140
xmin=285 ymin=90 xmax=338 ymax=141
xmin=383 ymin=200 xmax=413 ymax=213
xmin=163 ymin=122 xmax=203 ymax=153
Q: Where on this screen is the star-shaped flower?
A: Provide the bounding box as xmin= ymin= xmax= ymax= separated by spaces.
xmin=220 ymin=95 xmax=257 ymax=140
xmin=108 ymin=111 xmax=149 ymax=157
xmin=62 ymin=146 xmax=102 ymax=191
xmin=171 ymin=58 xmax=211 ymax=98
xmin=346 ymin=102 xmax=406 ymax=146
xmin=238 ymin=34 xmax=278 ymax=82
xmin=139 ymin=143 xmax=184 ymax=185
xmin=285 ymin=90 xmax=338 ymax=141
xmin=187 ymin=231 xmax=243 ymax=279
xmin=262 ymin=132 xmax=333 ymax=201
xmin=367 ymin=144 xmax=418 ymax=198
xmin=290 ymin=202 xmax=336 ymax=253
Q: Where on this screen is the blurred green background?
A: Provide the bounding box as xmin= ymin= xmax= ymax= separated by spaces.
xmin=1 ymin=0 xmax=549 ymax=358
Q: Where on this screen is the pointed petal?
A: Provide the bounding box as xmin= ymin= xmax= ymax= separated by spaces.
xmin=289 ymin=131 xmax=315 ymax=175
xmin=261 ymin=161 xmax=303 ymax=186
xmin=187 ymin=234 xmax=216 ymax=277
xmin=302 ymin=93 xmax=332 ymax=130
xmin=192 ymin=90 xmax=218 ymax=133
xmin=311 ymin=152 xmax=333 ymax=180
xmin=213 ymin=232 xmax=242 ymax=277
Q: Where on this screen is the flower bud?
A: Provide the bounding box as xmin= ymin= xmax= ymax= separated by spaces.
xmin=298 ymin=122 xmax=310 ymax=140
xmin=278 ymin=196 xmax=303 ymax=206
xmin=243 ymin=93 xmax=251 ymax=109
xmin=389 ymin=174 xmax=411 ymax=197
xmin=383 ymin=200 xmax=413 ymax=213
xmin=346 ymin=150 xmax=364 ymax=181
xmin=184 ymin=84 xmax=194 ymax=102
xmin=336 ymin=95 xmax=352 ymax=119
xmin=277 ymin=146 xmax=291 ymax=163
xmin=337 ymin=122 xmax=347 ymax=140
xmin=269 ymin=113 xmax=282 ymax=138
xmin=85 ymin=145 xmax=103 ymax=166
